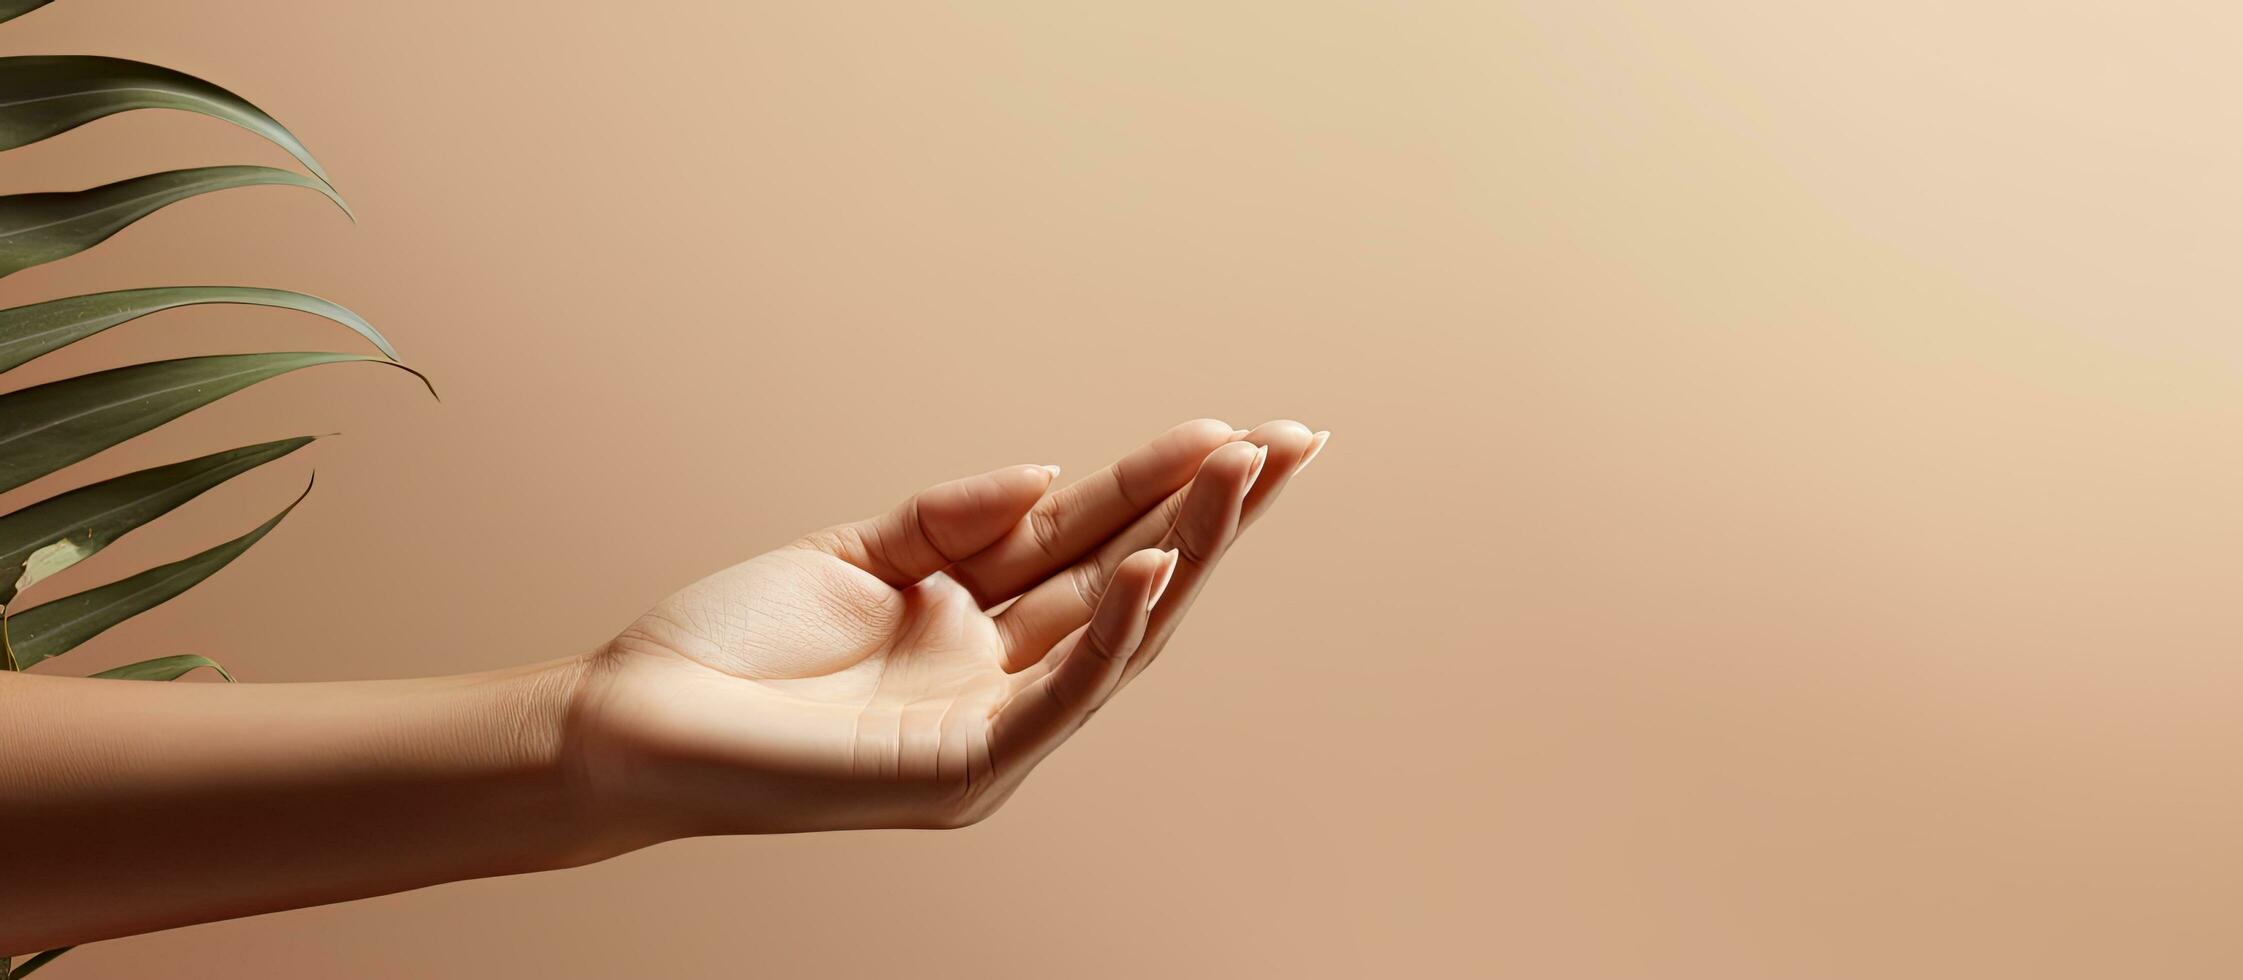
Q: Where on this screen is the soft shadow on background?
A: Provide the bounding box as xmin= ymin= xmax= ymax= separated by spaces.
xmin=3 ymin=3 xmax=2239 ymax=977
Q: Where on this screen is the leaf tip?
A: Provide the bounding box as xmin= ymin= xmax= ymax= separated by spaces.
xmin=386 ymin=360 xmax=440 ymax=402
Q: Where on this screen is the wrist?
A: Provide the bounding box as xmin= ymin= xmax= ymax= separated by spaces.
xmin=537 ymin=645 xmax=721 ymax=858
xmin=470 ymin=655 xmax=660 ymax=871
xmin=553 ymin=640 xmax=828 ymax=842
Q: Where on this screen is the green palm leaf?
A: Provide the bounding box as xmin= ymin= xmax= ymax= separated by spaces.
xmin=0 ymin=165 xmax=348 ymax=280
xmin=0 ymin=0 xmax=50 ymax=26
xmin=90 ymin=653 xmax=233 ymax=682
xmin=0 ymin=286 xmax=394 ymax=373
xmin=0 ymin=5 xmax=423 ymax=968
xmin=0 ymin=351 xmax=429 ymax=496
xmin=5 ymin=480 xmax=308 ymax=670
xmin=0 ymin=436 xmax=314 ymax=605
xmin=7 ymin=946 xmax=70 ymax=977
xmin=0 ymin=56 xmax=333 ymax=187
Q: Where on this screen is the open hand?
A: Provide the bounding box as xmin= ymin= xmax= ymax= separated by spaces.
xmin=567 ymin=419 xmax=1325 ymax=836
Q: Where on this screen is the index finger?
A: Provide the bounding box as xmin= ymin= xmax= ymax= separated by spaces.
xmin=946 ymin=418 xmax=1240 ymax=607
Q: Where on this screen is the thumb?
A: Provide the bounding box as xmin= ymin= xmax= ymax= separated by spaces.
xmin=801 ymin=463 xmax=1059 ymax=588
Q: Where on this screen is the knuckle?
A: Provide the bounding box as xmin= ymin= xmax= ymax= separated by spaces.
xmin=1027 ymin=495 xmax=1067 ymax=559
xmin=884 ymin=503 xmax=924 ymax=563
xmin=1108 ymin=460 xmax=1149 ymax=511
xmin=1080 ymin=624 xmax=1125 ymax=664
xmin=1174 ymin=521 xmax=1223 ymax=566
xmin=1065 ymin=559 xmax=1106 ymax=612
xmin=1156 ymin=491 xmax=1188 ymax=531
xmin=991 ymin=613 xmax=1024 ymax=661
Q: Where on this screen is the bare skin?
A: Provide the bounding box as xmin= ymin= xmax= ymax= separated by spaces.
xmin=0 ymin=418 xmax=1327 ymax=954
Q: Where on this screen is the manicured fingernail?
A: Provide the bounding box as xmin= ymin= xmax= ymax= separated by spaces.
xmin=1230 ymin=428 xmax=1251 ymax=440
xmin=1243 ymin=444 xmax=1269 ymax=492
xmin=1148 ymin=548 xmax=1180 ymax=609
xmin=1297 ymin=431 xmax=1330 ymax=471
xmin=1040 ymin=464 xmax=1062 ymax=481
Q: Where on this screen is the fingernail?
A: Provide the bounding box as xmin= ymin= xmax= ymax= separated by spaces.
xmin=1243 ymin=444 xmax=1269 ymax=493
xmin=1297 ymin=431 xmax=1330 ymax=471
xmin=1040 ymin=464 xmax=1062 ymax=481
xmin=1230 ymin=428 xmax=1251 ymax=440
xmin=1148 ymin=548 xmax=1180 ymax=610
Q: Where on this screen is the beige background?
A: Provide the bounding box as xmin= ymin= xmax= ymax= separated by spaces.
xmin=3 ymin=2 xmax=2240 ymax=977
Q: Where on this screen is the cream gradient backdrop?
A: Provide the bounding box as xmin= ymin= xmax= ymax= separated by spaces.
xmin=4 ymin=3 xmax=2240 ymax=977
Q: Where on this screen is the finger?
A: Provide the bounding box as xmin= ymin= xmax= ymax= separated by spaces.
xmin=796 ymin=463 xmax=1058 ymax=588
xmin=1123 ymin=422 xmax=1320 ymax=687
xmin=948 ymin=418 xmax=1240 ymax=607
xmin=1070 ymin=418 xmax=1317 ymax=584
xmin=995 ymin=439 xmax=1264 ymax=670
xmin=991 ymin=547 xmax=1176 ymax=766
xmin=993 ymin=421 xmax=1320 ymax=671
xmin=1230 ymin=419 xmax=1316 ymax=530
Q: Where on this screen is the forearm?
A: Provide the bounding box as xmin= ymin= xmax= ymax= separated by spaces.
xmin=0 ymin=658 xmax=622 ymax=953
